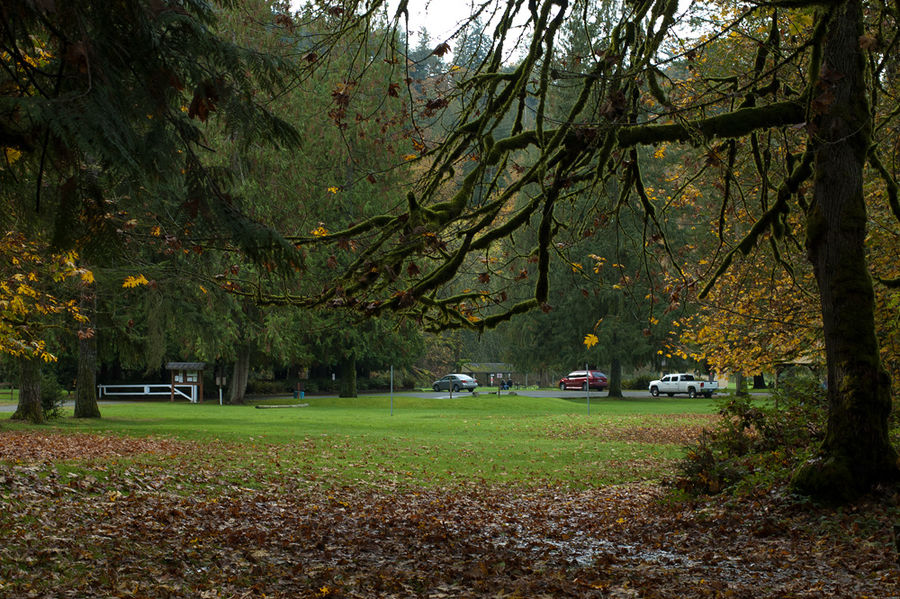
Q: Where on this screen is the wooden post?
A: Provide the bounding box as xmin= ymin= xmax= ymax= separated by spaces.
xmin=170 ymin=370 xmax=175 ymax=401
xmin=197 ymin=371 xmax=203 ymax=403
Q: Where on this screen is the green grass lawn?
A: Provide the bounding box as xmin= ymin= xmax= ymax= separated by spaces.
xmin=3 ymin=393 xmax=897 ymax=599
xmin=2 ymin=393 xmax=718 ymax=489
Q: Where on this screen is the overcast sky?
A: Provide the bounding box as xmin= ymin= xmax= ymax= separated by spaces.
xmin=400 ymin=0 xmax=474 ymax=39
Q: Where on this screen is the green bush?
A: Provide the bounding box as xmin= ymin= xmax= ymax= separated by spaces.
xmin=40 ymin=372 xmax=66 ymax=420
xmin=247 ymin=380 xmax=288 ymax=395
xmin=674 ymin=379 xmax=827 ymax=496
xmin=365 ymin=372 xmax=392 ymax=390
xmin=623 ymin=375 xmax=654 ymax=390
xmin=304 ymin=378 xmax=337 ymax=393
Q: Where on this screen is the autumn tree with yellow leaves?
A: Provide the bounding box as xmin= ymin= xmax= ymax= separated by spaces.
xmin=0 ymin=233 xmax=92 ymax=422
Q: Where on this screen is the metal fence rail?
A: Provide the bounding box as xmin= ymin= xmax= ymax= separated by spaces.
xmin=97 ymin=384 xmax=198 ymax=403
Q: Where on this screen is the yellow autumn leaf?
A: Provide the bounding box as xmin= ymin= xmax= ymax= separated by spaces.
xmin=402 ymin=154 xmax=418 ymax=161
xmin=9 ymin=295 xmax=26 ymax=314
xmin=4 ymin=147 xmax=22 ymax=164
xmin=327 ymin=186 xmax=340 ymax=194
xmin=583 ymin=333 xmax=599 ymax=349
xmin=311 ymin=226 xmax=329 ymax=238
xmin=122 ymin=274 xmax=149 ymax=288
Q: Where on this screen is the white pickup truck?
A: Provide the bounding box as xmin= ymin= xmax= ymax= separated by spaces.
xmin=649 ymin=373 xmax=718 ymax=398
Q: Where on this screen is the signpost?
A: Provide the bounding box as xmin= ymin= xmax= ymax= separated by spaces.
xmin=214 ymin=360 xmax=226 ymax=406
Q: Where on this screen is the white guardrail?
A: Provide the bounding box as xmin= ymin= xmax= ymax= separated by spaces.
xmin=97 ymin=384 xmax=199 ymax=403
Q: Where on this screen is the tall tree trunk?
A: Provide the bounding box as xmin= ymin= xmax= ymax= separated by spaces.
xmin=339 ymin=354 xmax=357 ymax=398
xmin=752 ymin=374 xmax=766 ymax=389
xmin=12 ymin=355 xmax=43 ymax=424
xmin=74 ymin=331 xmax=101 ymax=418
xmin=792 ymin=0 xmax=899 ymax=501
xmin=228 ymin=343 xmax=251 ymax=405
xmin=607 ymin=356 xmax=623 ymax=398
xmin=734 ymin=372 xmax=748 ymax=396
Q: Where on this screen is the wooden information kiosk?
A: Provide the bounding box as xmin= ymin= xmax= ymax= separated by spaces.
xmin=166 ymin=362 xmax=206 ymax=403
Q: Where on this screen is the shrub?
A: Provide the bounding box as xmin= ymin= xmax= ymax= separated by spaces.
xmin=40 ymin=372 xmax=66 ymax=420
xmin=674 ymin=379 xmax=827 ymax=497
xmin=624 ymin=375 xmax=654 ymax=390
xmin=365 ymin=372 xmax=392 ymax=390
xmin=246 ymin=380 xmax=288 ymax=395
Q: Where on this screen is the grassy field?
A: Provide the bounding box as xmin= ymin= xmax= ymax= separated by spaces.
xmin=3 ymin=393 xmax=897 ymax=598
xmin=2 ymin=393 xmax=718 ymax=488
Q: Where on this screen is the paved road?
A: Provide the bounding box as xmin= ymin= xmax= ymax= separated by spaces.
xmin=373 ymin=388 xmax=655 ymax=400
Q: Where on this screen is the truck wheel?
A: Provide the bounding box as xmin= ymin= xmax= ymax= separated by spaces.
xmin=688 ymin=387 xmax=696 ymax=398
xmin=582 ymin=382 xmax=589 ymax=391
xmin=559 ymin=383 xmax=566 ymax=391
xmin=650 ymin=386 xmax=659 ymax=397
xmin=703 ymin=392 xmax=712 ymax=398
xmin=433 ymin=385 xmax=440 ymax=392
xmin=667 ymin=393 xmax=674 ymax=397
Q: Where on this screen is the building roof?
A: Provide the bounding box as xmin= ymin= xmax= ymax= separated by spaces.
xmin=165 ymin=362 xmax=206 ymax=370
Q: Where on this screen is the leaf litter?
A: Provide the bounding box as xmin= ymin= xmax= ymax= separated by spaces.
xmin=1 ymin=431 xmax=897 ymax=598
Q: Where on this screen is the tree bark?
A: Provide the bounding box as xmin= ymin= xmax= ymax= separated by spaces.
xmin=228 ymin=343 xmax=251 ymax=404
xmin=734 ymin=372 xmax=748 ymax=396
xmin=74 ymin=332 xmax=101 ymax=418
xmin=12 ymin=355 xmax=43 ymax=424
xmin=339 ymin=354 xmax=357 ymax=398
xmin=752 ymin=374 xmax=766 ymax=389
xmin=792 ymin=0 xmax=900 ymax=501
xmin=607 ymin=357 xmax=623 ymax=398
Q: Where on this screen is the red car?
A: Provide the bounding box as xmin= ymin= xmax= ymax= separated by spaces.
xmin=558 ymin=370 xmax=608 ymax=391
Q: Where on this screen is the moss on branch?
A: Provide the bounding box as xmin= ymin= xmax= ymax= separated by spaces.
xmin=616 ymin=101 xmax=805 ymax=147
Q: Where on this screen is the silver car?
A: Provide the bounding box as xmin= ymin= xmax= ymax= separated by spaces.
xmin=432 ymin=374 xmax=478 ymax=392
